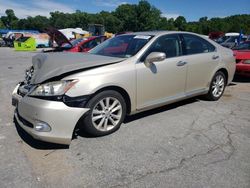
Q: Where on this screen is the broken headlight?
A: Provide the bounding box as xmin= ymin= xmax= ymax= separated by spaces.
xmin=29 ymin=80 xmax=78 ymax=97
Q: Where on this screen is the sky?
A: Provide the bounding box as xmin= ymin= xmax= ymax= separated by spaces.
xmin=0 ymin=0 xmax=249 ymax=21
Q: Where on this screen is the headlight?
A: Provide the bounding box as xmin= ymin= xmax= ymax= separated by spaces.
xmin=243 ymin=60 xmax=250 ymax=64
xmin=29 ymin=80 xmax=78 ymax=97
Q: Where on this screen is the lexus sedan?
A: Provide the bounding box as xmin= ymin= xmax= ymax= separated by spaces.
xmin=12 ymin=31 xmax=235 ymax=145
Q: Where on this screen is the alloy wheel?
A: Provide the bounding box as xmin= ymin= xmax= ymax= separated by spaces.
xmin=91 ymin=97 xmax=123 ymax=131
xmin=211 ymin=74 xmax=225 ymax=98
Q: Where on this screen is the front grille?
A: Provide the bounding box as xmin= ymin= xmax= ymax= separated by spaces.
xmin=16 ymin=111 xmax=34 ymax=128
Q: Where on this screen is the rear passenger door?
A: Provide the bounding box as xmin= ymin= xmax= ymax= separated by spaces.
xmin=181 ymin=34 xmax=219 ymax=94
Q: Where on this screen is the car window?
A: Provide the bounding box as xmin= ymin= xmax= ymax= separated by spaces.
xmin=233 ymin=42 xmax=250 ymax=50
xmin=225 ymin=36 xmax=238 ymax=43
xmin=82 ymin=39 xmax=98 ymax=49
xmin=141 ymin=34 xmax=181 ymax=61
xmin=90 ymin=35 xmax=153 ymax=58
xmin=62 ymin=38 xmax=85 ymax=48
xmin=16 ymin=37 xmax=30 ymax=42
xmin=183 ymin=34 xmax=216 ymax=55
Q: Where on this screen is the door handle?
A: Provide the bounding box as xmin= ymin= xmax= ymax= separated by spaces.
xmin=212 ymin=55 xmax=219 ymax=60
xmin=177 ymin=61 xmax=187 ymax=66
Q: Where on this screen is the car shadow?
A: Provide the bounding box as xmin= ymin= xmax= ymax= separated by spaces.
xmin=12 ymin=96 xmax=219 ymax=147
xmin=233 ymin=75 xmax=250 ymax=83
xmin=123 ymin=97 xmax=199 ymax=124
xmin=75 ymin=97 xmax=200 ymax=138
xmin=13 ymin=117 xmax=69 ymax=150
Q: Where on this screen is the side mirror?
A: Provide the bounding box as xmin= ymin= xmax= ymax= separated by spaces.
xmin=144 ymin=52 xmax=166 ymax=67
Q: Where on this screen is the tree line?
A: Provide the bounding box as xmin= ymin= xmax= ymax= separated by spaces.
xmin=1 ymin=0 xmax=250 ymax=35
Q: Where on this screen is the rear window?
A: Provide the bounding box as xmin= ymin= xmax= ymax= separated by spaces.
xmin=183 ymin=34 xmax=216 ymax=55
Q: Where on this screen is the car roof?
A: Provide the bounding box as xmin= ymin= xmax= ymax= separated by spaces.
xmin=126 ymin=31 xmax=204 ymax=37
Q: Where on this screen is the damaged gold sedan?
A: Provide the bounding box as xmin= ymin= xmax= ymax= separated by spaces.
xmin=12 ymin=31 xmax=235 ymax=145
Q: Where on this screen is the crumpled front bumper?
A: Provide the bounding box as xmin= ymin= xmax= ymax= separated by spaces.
xmin=12 ymin=84 xmax=89 ymax=145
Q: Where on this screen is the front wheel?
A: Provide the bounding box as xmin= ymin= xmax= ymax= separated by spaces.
xmin=205 ymin=71 xmax=226 ymax=101
xmin=83 ymin=90 xmax=126 ymax=136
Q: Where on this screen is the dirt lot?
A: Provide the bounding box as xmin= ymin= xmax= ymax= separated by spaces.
xmin=0 ymin=47 xmax=250 ymax=188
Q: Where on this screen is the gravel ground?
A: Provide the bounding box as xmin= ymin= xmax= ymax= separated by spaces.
xmin=0 ymin=47 xmax=250 ymax=188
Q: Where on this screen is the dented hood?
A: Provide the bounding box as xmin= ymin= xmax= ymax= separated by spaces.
xmin=30 ymin=53 xmax=125 ymax=84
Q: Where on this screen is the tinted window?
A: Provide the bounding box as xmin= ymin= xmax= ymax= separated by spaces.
xmin=217 ymin=36 xmax=229 ymax=43
xmin=62 ymin=38 xmax=85 ymax=48
xmin=183 ymin=34 xmax=216 ymax=55
xmin=141 ymin=34 xmax=181 ymax=60
xmin=233 ymin=42 xmax=250 ymax=50
xmin=225 ymin=36 xmax=238 ymax=43
xmin=16 ymin=37 xmax=30 ymax=42
xmin=83 ymin=39 xmax=98 ymax=49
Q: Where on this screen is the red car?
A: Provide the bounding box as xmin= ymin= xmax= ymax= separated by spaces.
xmin=44 ymin=28 xmax=106 ymax=52
xmin=233 ymin=41 xmax=250 ymax=77
xmin=64 ymin=36 xmax=107 ymax=52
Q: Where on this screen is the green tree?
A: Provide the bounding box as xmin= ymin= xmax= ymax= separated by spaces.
xmin=72 ymin=10 xmax=89 ymax=29
xmin=99 ymin=11 xmax=122 ymax=33
xmin=50 ymin=11 xmax=72 ymax=29
xmin=1 ymin=1 xmax=250 ymax=35
xmin=114 ymin=4 xmax=138 ymax=31
xmin=174 ymin=16 xmax=186 ymax=31
xmin=1 ymin=9 xmax=18 ymax=29
xmin=136 ymin=0 xmax=162 ymax=31
xmin=0 ymin=19 xmax=4 ymax=28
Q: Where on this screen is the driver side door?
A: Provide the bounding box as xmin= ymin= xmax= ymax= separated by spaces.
xmin=136 ymin=34 xmax=187 ymax=110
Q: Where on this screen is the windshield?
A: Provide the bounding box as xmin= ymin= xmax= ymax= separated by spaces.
xmin=217 ymin=36 xmax=228 ymax=43
xmin=233 ymin=42 xmax=250 ymax=50
xmin=16 ymin=37 xmax=30 ymax=42
xmin=225 ymin=36 xmax=238 ymax=43
xmin=62 ymin=38 xmax=86 ymax=48
xmin=89 ymin=34 xmax=153 ymax=58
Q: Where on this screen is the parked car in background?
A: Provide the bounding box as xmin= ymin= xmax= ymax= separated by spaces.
xmin=44 ymin=28 xmax=106 ymax=52
xmin=221 ymin=35 xmax=247 ymax=49
xmin=64 ymin=36 xmax=107 ymax=52
xmin=232 ymin=41 xmax=250 ymax=51
xmin=12 ymin=31 xmax=235 ymax=145
xmin=3 ymin=32 xmax=24 ymax=47
xmin=14 ymin=37 xmax=36 ymax=51
xmin=233 ymin=41 xmax=250 ymax=77
xmin=216 ymin=32 xmax=239 ymax=44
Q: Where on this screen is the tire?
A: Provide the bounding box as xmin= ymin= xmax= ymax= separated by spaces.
xmin=205 ymin=71 xmax=226 ymax=101
xmin=83 ymin=90 xmax=126 ymax=136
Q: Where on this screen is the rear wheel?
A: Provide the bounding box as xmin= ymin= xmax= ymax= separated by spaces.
xmin=205 ymin=71 xmax=226 ymax=101
xmin=83 ymin=90 xmax=126 ymax=136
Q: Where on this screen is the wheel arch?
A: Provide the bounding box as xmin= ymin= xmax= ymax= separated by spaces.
xmin=92 ymin=85 xmax=132 ymax=115
xmin=216 ymin=68 xmax=229 ymax=85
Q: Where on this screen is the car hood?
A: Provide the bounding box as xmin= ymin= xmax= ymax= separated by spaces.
xmin=30 ymin=53 xmax=125 ymax=84
xmin=45 ymin=27 xmax=72 ymax=47
xmin=233 ymin=50 xmax=250 ymax=60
